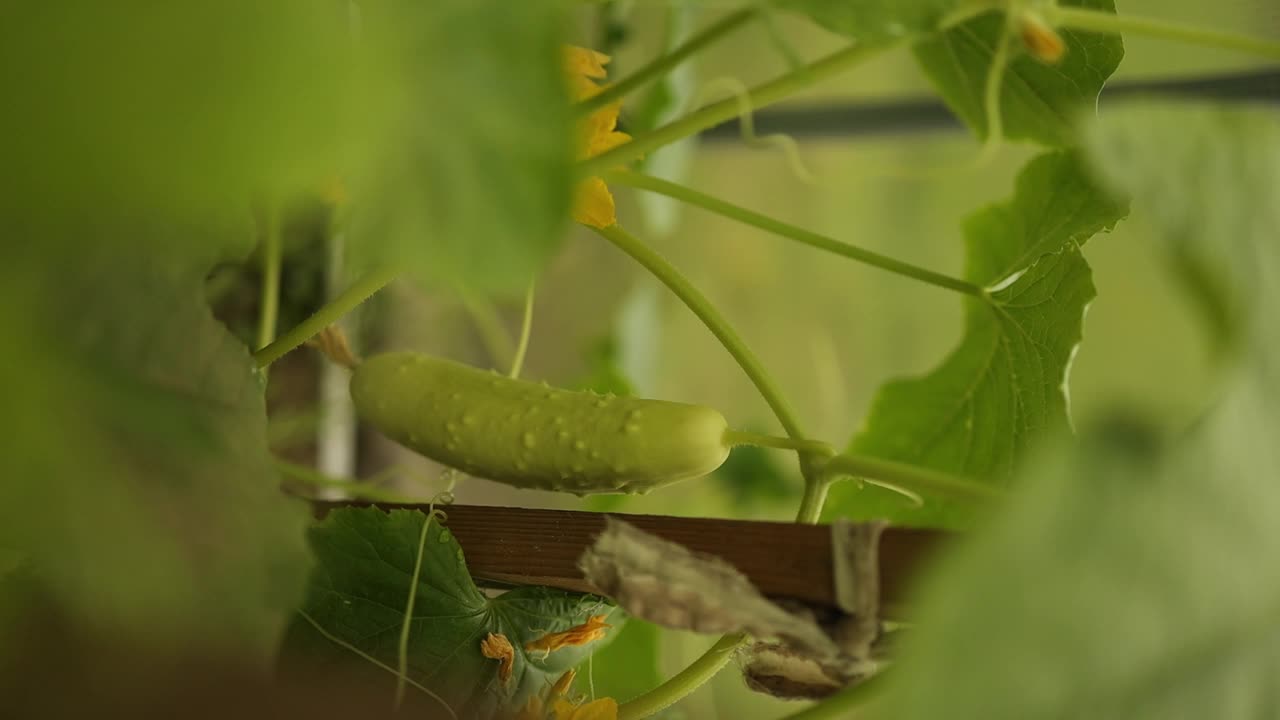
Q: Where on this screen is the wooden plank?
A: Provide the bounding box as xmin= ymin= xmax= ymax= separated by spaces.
xmin=313 ymin=502 xmax=946 ymax=617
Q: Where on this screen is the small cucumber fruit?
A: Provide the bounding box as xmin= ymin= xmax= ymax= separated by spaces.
xmin=350 ymin=352 xmax=730 ymax=495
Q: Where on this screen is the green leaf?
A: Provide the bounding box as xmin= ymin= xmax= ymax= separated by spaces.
xmin=0 ymin=224 xmax=312 ymax=665
xmin=347 ymin=0 xmax=573 ymax=295
xmin=824 ymin=152 xmax=1126 ymax=527
xmin=0 ymin=1 xmax=348 ymax=215
xmin=282 ymin=507 xmax=622 ymax=719
xmin=913 ymin=0 xmax=1123 ymax=147
xmin=867 ymin=102 xmax=1280 ymax=720
xmin=785 ymin=0 xmax=959 ymax=45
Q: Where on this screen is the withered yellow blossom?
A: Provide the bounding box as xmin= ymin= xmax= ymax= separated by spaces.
xmin=564 ymin=46 xmax=631 ymax=229
xmin=524 ymin=614 xmax=613 ymax=658
xmin=481 ymin=632 xmax=516 ymax=685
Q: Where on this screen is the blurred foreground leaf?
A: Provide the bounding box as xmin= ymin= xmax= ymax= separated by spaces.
xmin=0 ymin=1 xmax=348 ymax=214
xmin=0 ymin=222 xmax=312 ymax=666
xmin=346 ymin=0 xmax=573 ymax=295
xmin=870 ymin=104 xmax=1280 ymax=720
xmin=913 ymin=0 xmax=1122 ymax=146
xmin=281 ymin=507 xmax=622 ymax=719
xmin=1083 ymin=104 xmax=1280 ymax=353
xmin=825 ymin=152 xmax=1126 ymax=527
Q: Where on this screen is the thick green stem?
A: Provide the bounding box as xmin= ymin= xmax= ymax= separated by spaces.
xmin=607 ymin=170 xmax=984 ymax=297
xmin=256 ymin=209 xmax=283 ymax=351
xmin=253 ymin=266 xmax=398 ymax=368
xmin=795 ymin=477 xmax=833 ymax=525
xmin=578 ymin=40 xmax=898 ymax=177
xmin=617 ymin=633 xmax=748 ymax=720
xmin=1047 ymin=6 xmax=1280 ymax=59
xmin=777 ymin=673 xmax=886 ymax=720
xmin=724 ymin=429 xmax=833 ymax=456
xmin=578 ymin=8 xmax=758 ymax=116
xmin=593 ymin=224 xmax=806 ymax=440
xmin=275 ymin=459 xmax=426 ymax=504
xmin=976 ymin=8 xmax=1014 ymax=154
xmin=822 ymin=453 xmax=1002 ymax=504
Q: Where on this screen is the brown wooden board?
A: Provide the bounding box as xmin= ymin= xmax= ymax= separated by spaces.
xmin=312 ymin=502 xmax=947 ymax=618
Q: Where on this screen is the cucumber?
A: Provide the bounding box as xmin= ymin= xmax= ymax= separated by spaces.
xmin=350 ymin=352 xmax=730 ymax=495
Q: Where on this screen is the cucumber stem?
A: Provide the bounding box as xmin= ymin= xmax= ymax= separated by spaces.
xmin=576 ymin=8 xmax=758 ymax=117
xmin=1046 ymin=6 xmax=1280 ymax=60
xmin=577 ymin=40 xmax=897 ymax=178
xmin=617 ymin=633 xmax=748 ymax=720
xmin=822 ymin=453 xmax=1004 ymax=504
xmin=255 ymin=207 xmax=282 ymax=352
xmin=606 ymin=170 xmax=984 ymax=298
xmin=594 ymin=224 xmax=809 ymax=443
xmin=724 ymin=429 xmax=834 ymax=456
xmin=254 ymin=266 xmax=398 ymax=368
xmin=274 ymin=459 xmax=426 ymax=504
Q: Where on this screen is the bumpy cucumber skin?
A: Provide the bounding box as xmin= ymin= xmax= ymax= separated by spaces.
xmin=351 ymin=352 xmax=730 ymax=495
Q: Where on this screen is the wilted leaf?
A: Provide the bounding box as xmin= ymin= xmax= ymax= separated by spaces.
xmin=579 ymin=519 xmax=835 ymax=656
xmin=824 ymin=152 xmax=1126 ymax=527
xmin=913 ymin=0 xmax=1123 ymax=146
xmin=281 ymin=508 xmax=620 ymax=719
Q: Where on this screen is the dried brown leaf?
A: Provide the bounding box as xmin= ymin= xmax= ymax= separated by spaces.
xmin=577 ymin=518 xmax=837 ymax=656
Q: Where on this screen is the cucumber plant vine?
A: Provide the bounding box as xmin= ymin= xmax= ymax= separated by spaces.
xmin=2 ymin=1 xmax=1278 ymax=720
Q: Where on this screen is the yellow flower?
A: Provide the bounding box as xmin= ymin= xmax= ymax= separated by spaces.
xmin=564 ymin=46 xmax=631 ymax=229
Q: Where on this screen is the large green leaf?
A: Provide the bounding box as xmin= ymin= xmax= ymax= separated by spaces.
xmin=866 ymin=103 xmax=1280 ymax=720
xmin=282 ymin=507 xmax=622 ymax=719
xmin=346 ymin=0 xmax=573 ymax=295
xmin=824 ymin=152 xmax=1126 ymax=527
xmin=0 ymin=1 xmax=347 ymax=215
xmin=913 ymin=0 xmax=1123 ymax=147
xmin=0 ymin=223 xmax=312 ymax=666
xmin=785 ymin=0 xmax=959 ymax=45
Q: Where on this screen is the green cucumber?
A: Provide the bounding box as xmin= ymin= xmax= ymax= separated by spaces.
xmin=350 ymin=352 xmax=730 ymax=495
